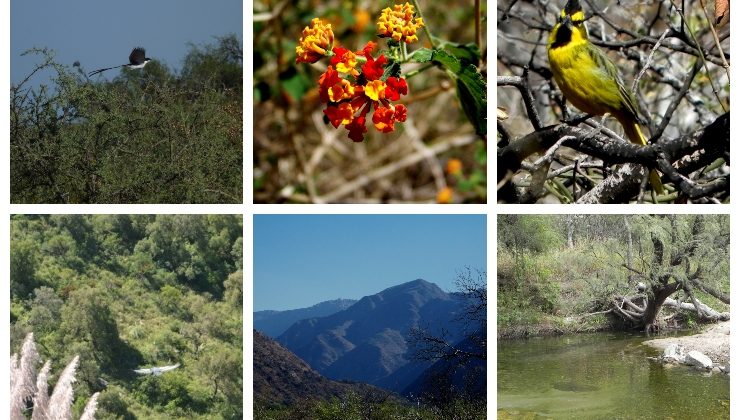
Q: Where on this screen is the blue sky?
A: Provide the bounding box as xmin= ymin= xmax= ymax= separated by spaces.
xmin=11 ymin=0 xmax=242 ymax=86
xmin=253 ymin=215 xmax=487 ymax=311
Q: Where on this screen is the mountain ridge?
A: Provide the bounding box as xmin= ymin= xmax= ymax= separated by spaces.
xmin=254 ymin=298 xmax=357 ymax=338
xmin=277 ymin=279 xmax=467 ymax=392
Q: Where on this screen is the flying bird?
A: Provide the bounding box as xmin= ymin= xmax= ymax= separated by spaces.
xmin=88 ymin=47 xmax=152 ymax=77
xmin=133 ymin=363 xmax=180 ymax=376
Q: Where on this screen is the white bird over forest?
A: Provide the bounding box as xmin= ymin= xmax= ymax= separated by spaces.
xmin=133 ymin=363 xmax=181 ymax=376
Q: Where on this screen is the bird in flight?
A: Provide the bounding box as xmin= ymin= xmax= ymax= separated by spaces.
xmin=88 ymin=47 xmax=152 ymax=77
xmin=133 ymin=363 xmax=180 ymax=376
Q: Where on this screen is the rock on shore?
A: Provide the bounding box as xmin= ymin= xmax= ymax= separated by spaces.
xmin=643 ymin=321 xmax=730 ymax=366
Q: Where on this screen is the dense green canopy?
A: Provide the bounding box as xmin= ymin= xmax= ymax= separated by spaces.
xmin=10 ymin=215 xmax=243 ymax=419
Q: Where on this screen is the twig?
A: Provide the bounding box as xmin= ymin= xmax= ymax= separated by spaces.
xmin=319 ymin=135 xmax=476 ymax=202
xmin=654 ymin=61 xmax=701 ymax=139
xmin=497 ymin=72 xmax=543 ymax=129
xmin=698 ymin=0 xmax=730 ymax=80
xmin=531 ymin=136 xmax=574 ymax=168
xmin=632 ymin=29 xmax=671 ymax=91
xmin=668 ymin=0 xmax=727 ymax=112
xmin=404 ymin=112 xmax=446 ymax=191
xmin=547 ymin=162 xmax=603 ymax=179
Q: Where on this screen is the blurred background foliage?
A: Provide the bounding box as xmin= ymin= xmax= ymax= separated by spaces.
xmin=10 ymin=215 xmax=243 ymax=419
xmin=11 ymin=35 xmax=243 ymax=204
xmin=253 ymin=0 xmax=487 ymax=203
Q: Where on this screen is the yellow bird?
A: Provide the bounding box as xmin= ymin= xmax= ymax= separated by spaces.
xmin=547 ymin=0 xmax=664 ymax=194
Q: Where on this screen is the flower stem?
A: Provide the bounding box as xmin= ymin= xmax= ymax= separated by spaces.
xmin=474 ymin=0 xmax=481 ymax=48
xmin=411 ymin=0 xmax=436 ymax=49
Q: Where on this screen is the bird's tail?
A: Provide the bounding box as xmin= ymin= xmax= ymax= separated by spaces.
xmin=619 ymin=116 xmax=664 ymax=195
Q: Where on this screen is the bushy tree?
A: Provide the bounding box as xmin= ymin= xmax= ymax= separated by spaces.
xmin=11 ymin=35 xmax=243 ymax=204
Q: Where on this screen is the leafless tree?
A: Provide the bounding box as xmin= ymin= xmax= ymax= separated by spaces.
xmin=410 ymin=268 xmax=486 ymax=363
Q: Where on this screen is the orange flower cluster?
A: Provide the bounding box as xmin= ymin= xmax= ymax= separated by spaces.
xmin=446 ymin=159 xmax=463 ymax=176
xmin=296 ymin=5 xmax=420 ymax=142
xmin=295 ymin=18 xmax=334 ymax=64
xmin=436 ymin=187 xmax=453 ymax=204
xmin=320 ymin=42 xmax=408 ymax=142
xmin=377 ymin=3 xmax=424 ymax=44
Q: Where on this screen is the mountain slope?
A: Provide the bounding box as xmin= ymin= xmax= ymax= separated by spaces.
xmin=253 ymin=330 xmax=391 ymax=406
xmin=277 ymin=279 xmax=466 ymax=392
xmin=254 ymin=299 xmax=356 ymax=338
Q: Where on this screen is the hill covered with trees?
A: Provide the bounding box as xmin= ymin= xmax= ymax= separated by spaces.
xmin=10 ymin=215 xmax=243 ymax=419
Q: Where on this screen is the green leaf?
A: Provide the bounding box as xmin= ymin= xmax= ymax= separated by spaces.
xmin=409 ymin=48 xmax=433 ymax=63
xmin=281 ymin=72 xmax=310 ymax=102
xmin=474 ymin=141 xmax=487 ymax=165
xmin=440 ymin=42 xmax=481 ymax=67
xmin=382 ymin=59 xmax=402 ymax=80
xmin=386 ymin=39 xmax=401 ymax=48
xmin=457 ymin=67 xmax=487 ymax=136
xmin=430 ymin=50 xmax=487 ymax=136
xmin=431 ymin=49 xmax=462 ymax=73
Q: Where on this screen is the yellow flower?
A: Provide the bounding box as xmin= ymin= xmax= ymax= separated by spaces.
xmin=328 ymin=79 xmax=355 ymax=102
xmin=364 ymin=80 xmax=387 ymax=101
xmin=296 ymin=18 xmax=334 ymax=64
xmin=377 ymin=3 xmax=424 ymax=44
xmin=436 ymin=187 xmax=454 ymax=204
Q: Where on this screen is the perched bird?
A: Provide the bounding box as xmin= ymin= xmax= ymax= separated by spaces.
xmin=88 ymin=47 xmax=152 ymax=77
xmin=547 ymin=0 xmax=663 ymax=194
xmin=133 ymin=363 xmax=180 ymax=376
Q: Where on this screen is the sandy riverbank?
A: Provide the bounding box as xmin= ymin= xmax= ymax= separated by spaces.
xmin=642 ymin=321 xmax=730 ymax=366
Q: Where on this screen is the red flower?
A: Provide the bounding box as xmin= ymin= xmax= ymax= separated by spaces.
xmin=330 ymin=47 xmax=359 ymax=76
xmin=372 ymin=106 xmax=397 ymax=133
xmin=347 ymin=116 xmax=368 ymax=142
xmin=302 ymin=41 xmax=409 ymax=142
xmin=324 ymin=103 xmax=355 ymax=128
xmin=394 ymin=104 xmax=408 ymax=122
xmin=318 ymin=66 xmax=342 ymax=103
xmin=385 ymin=77 xmax=408 ymax=101
xmin=358 ymin=41 xmax=377 ymax=58
xmin=362 ymin=54 xmax=387 ymax=81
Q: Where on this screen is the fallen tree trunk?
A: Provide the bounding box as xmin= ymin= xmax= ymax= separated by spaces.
xmin=663 ymin=298 xmax=730 ymax=321
xmin=611 ymin=293 xmax=729 ymax=329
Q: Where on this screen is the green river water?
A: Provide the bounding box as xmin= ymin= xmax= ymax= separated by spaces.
xmin=498 ymin=332 xmax=729 ymax=419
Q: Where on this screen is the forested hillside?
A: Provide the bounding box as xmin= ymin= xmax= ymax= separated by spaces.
xmin=11 ymin=35 xmax=242 ymax=204
xmin=10 ymin=215 xmax=243 ymax=419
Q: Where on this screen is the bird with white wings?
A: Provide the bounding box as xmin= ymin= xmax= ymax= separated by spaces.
xmin=133 ymin=363 xmax=181 ymax=376
xmin=88 ymin=47 xmax=152 ymax=77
